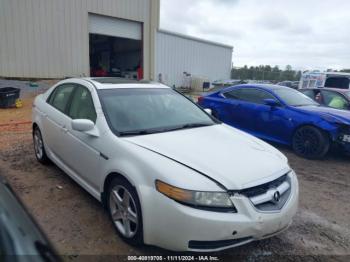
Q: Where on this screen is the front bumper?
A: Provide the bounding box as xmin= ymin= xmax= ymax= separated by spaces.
xmin=140 ymin=171 xmax=299 ymax=252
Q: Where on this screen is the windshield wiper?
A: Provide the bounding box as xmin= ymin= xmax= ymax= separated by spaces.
xmin=119 ymin=123 xmax=214 ymax=137
xmin=179 ymin=123 xmax=214 ymax=129
xmin=164 ymin=122 xmax=214 ymax=132
xmin=119 ymin=130 xmax=155 ymax=137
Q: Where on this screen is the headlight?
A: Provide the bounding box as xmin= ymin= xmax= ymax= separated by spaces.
xmin=155 ymin=180 xmax=236 ymax=212
xmin=321 ymin=114 xmax=345 ymax=125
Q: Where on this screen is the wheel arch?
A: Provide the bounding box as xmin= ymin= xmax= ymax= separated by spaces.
xmin=101 ymin=172 xmax=137 ymax=208
xmin=32 ymin=114 xmax=44 ymax=134
xmin=32 ymin=122 xmax=38 ymax=133
xmin=292 ymin=122 xmax=335 ymax=143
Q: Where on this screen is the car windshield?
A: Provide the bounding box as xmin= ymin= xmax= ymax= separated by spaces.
xmin=274 ymin=88 xmax=319 ymax=107
xmin=99 ymin=88 xmax=216 ymax=136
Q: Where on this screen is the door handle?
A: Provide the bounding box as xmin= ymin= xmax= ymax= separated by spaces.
xmin=61 ymin=125 xmax=68 ymax=133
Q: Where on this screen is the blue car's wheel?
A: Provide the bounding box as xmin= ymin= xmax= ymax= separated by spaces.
xmin=292 ymin=126 xmax=330 ymax=159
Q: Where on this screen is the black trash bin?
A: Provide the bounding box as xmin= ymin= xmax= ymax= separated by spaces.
xmin=0 ymin=87 xmax=21 ymax=108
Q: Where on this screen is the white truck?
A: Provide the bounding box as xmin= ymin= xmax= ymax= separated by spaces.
xmin=299 ymin=71 xmax=350 ymax=89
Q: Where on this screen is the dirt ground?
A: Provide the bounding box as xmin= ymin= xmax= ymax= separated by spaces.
xmin=0 ymin=95 xmax=350 ymax=261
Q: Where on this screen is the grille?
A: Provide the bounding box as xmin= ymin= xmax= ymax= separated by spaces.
xmin=239 ymin=173 xmax=291 ymax=212
xmin=240 ymin=174 xmax=287 ymax=198
xmin=188 ymin=237 xmax=253 ymax=250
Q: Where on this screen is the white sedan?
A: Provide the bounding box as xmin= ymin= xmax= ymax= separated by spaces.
xmin=32 ymin=78 xmax=298 ymax=252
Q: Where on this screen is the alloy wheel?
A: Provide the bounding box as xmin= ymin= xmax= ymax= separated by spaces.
xmin=109 ymin=185 xmax=139 ymax=238
xmin=294 ymin=128 xmax=320 ymax=156
xmin=34 ymin=129 xmax=44 ymax=160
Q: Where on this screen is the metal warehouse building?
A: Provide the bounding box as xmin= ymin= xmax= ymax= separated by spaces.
xmin=0 ymin=0 xmax=233 ymax=87
xmin=156 ymin=30 xmax=233 ymax=87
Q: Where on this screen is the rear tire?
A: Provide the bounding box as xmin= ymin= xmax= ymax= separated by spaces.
xmin=292 ymin=126 xmax=330 ymax=159
xmin=33 ymin=127 xmax=50 ymax=164
xmin=107 ymin=177 xmax=143 ymax=246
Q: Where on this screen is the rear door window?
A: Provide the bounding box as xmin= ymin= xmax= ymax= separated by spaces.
xmin=223 ymin=89 xmax=241 ymax=100
xmin=47 ymin=84 xmax=75 ymax=113
xmin=225 ymin=88 xmax=278 ymax=105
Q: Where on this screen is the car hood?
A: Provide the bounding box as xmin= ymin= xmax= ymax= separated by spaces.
xmin=294 ymin=105 xmax=350 ymax=125
xmin=123 ymin=124 xmax=290 ymax=190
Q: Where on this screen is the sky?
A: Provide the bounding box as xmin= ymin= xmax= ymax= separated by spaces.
xmin=160 ymin=0 xmax=350 ymax=71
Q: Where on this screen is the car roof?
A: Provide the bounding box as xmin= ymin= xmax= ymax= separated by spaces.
xmin=326 ymin=72 xmax=350 ymax=77
xmin=70 ymin=77 xmax=170 ymax=90
xmin=300 ymin=87 xmax=350 ymax=94
xmin=302 ymin=71 xmax=350 ymax=77
xmin=226 ymin=84 xmax=289 ymax=91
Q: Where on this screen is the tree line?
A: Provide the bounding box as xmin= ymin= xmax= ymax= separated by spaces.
xmin=231 ymin=66 xmax=350 ymax=82
xmin=231 ymin=65 xmax=302 ymax=82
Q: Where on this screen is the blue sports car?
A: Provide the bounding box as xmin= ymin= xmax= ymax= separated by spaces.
xmin=198 ymin=84 xmax=350 ymax=159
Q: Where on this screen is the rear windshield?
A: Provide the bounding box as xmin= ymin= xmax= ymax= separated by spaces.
xmin=325 ymin=77 xmax=350 ymax=89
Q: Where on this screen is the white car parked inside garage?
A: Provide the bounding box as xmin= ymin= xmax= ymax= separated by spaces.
xmin=32 ymin=78 xmax=299 ymax=252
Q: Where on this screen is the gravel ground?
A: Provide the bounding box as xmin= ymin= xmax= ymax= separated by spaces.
xmin=0 ymin=93 xmax=350 ymax=261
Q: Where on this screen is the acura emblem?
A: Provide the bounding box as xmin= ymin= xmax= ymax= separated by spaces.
xmin=273 ymin=191 xmax=281 ymax=203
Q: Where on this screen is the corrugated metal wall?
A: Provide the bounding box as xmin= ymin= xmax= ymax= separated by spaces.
xmin=0 ymin=0 xmax=157 ymax=79
xmin=156 ymin=30 xmax=233 ymax=87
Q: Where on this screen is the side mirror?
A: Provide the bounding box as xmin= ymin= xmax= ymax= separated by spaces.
xmin=264 ymin=99 xmax=280 ymax=108
xmin=204 ymin=108 xmax=212 ymax=115
xmin=71 ymin=119 xmax=95 ymax=132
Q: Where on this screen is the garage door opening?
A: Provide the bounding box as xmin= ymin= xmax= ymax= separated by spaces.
xmin=89 ymin=34 xmax=142 ymax=79
xmin=88 ymin=14 xmax=143 ymax=79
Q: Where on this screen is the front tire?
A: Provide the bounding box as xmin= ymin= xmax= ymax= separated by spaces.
xmin=107 ymin=177 xmax=143 ymax=246
xmin=33 ymin=127 xmax=50 ymax=164
xmin=292 ymin=126 xmax=330 ymax=159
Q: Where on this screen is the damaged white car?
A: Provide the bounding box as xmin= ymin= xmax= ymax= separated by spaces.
xmin=32 ymin=78 xmax=298 ymax=252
